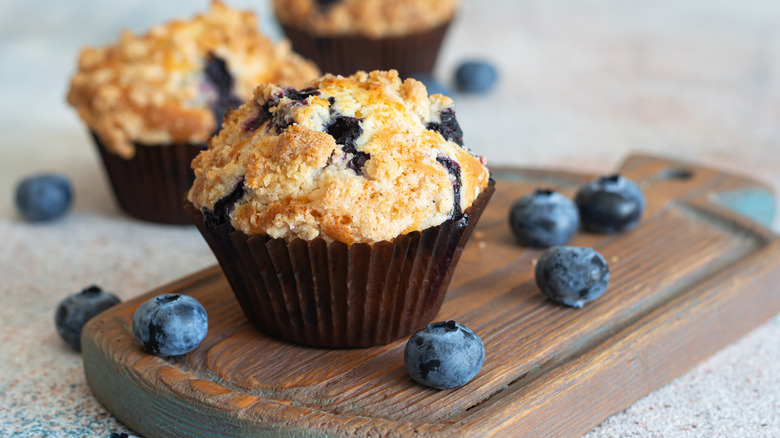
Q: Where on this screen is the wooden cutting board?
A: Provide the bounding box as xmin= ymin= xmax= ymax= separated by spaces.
xmin=81 ymin=154 xmax=780 ymax=437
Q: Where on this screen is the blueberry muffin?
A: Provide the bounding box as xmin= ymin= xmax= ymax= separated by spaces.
xmin=66 ymin=1 xmax=319 ymax=224
xmin=272 ymin=0 xmax=459 ymax=77
xmin=186 ymin=70 xmax=493 ymax=347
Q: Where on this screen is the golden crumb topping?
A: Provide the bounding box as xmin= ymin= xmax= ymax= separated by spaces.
xmin=188 ymin=70 xmax=489 ymax=245
xmin=273 ymin=0 xmax=458 ymax=38
xmin=67 ymin=1 xmax=319 ymax=159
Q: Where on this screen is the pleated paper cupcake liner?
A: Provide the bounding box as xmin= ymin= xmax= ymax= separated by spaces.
xmin=92 ymin=132 xmax=203 ymax=225
xmin=186 ymin=179 xmax=495 ymax=348
xmin=280 ymin=21 xmax=452 ymax=78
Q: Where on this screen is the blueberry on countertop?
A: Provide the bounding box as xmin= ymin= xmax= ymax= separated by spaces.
xmin=535 ymin=246 xmax=610 ymax=308
xmin=409 ymin=73 xmax=452 ymax=97
xmin=132 ymin=294 xmax=208 ymax=357
xmin=455 ymin=61 xmax=498 ymax=93
xmin=509 ymin=189 xmax=580 ymax=247
xmin=15 ymin=173 xmax=72 ymax=221
xmin=108 ymin=433 xmax=140 ymax=438
xmin=55 ymin=285 xmax=121 ymax=351
xmin=404 ymin=320 xmax=484 ymax=390
xmin=575 ymin=174 xmax=645 ymax=233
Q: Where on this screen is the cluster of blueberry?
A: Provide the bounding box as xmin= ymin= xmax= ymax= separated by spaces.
xmin=55 ymin=287 xmax=209 ymax=357
xmin=510 ymin=174 xmax=645 ymax=308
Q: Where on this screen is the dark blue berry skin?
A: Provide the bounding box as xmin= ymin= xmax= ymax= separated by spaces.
xmin=204 ymin=54 xmax=242 ymax=133
xmin=15 ymin=174 xmax=72 ymax=221
xmin=132 ymin=294 xmax=208 ymax=357
xmin=455 ymin=61 xmax=498 ymax=93
xmin=409 ymin=73 xmax=452 ymax=97
xmin=436 ymin=155 xmax=463 ymax=219
xmin=326 ymin=115 xmax=368 ymax=174
xmin=427 ymin=108 xmax=464 ymax=146
xmin=509 ymin=189 xmax=580 ymax=247
xmin=575 ymin=174 xmax=645 ymax=233
xmin=203 ymin=178 xmax=245 ymax=227
xmin=404 ymin=320 xmax=484 ymax=390
xmin=55 ymin=285 xmax=121 ymax=351
xmin=535 ymin=246 xmax=610 ymax=308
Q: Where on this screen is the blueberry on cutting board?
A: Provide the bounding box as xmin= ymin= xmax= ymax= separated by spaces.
xmin=509 ymin=189 xmax=580 ymax=247
xmin=132 ymin=294 xmax=208 ymax=357
xmin=575 ymin=174 xmax=645 ymax=233
xmin=535 ymin=246 xmax=610 ymax=308
xmin=55 ymin=285 xmax=121 ymax=351
xmin=404 ymin=321 xmax=484 ymax=390
xmin=15 ymin=173 xmax=72 ymax=221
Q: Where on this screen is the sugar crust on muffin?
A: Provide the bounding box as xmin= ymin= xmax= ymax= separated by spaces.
xmin=272 ymin=0 xmax=459 ymax=38
xmin=66 ymin=1 xmax=319 ymax=159
xmin=188 ymin=70 xmax=489 ymax=245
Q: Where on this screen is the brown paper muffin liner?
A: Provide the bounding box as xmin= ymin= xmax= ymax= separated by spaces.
xmin=91 ymin=132 xmax=203 ymax=225
xmin=279 ymin=21 xmax=452 ymax=78
xmin=185 ymin=179 xmax=495 ymax=348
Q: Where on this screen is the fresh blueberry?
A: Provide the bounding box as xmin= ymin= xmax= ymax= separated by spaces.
xmin=455 ymin=61 xmax=498 ymax=93
xmin=404 ymin=320 xmax=484 ymax=390
xmin=409 ymin=73 xmax=452 ymax=97
xmin=509 ymin=189 xmax=580 ymax=247
xmin=575 ymin=174 xmax=645 ymax=233
xmin=108 ymin=433 xmax=140 ymax=438
xmin=535 ymin=246 xmax=610 ymax=308
xmin=132 ymin=294 xmax=208 ymax=356
xmin=15 ymin=174 xmax=72 ymax=222
xmin=55 ymin=285 xmax=121 ymax=351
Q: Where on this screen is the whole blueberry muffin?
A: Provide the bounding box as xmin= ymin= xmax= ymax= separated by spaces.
xmin=272 ymin=0 xmax=459 ymax=77
xmin=66 ymin=1 xmax=319 ymax=224
xmin=186 ymin=70 xmax=493 ymax=347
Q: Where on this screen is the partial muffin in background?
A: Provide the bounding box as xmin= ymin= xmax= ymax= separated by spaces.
xmin=67 ymin=1 xmax=319 ymax=224
xmin=186 ymin=69 xmax=493 ymax=348
xmin=273 ymin=0 xmax=458 ymax=78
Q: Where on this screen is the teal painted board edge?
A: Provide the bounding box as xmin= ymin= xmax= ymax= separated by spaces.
xmin=714 ymin=189 xmax=776 ymax=228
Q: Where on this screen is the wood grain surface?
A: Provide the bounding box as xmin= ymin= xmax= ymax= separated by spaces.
xmin=81 ymin=155 xmax=780 ymax=437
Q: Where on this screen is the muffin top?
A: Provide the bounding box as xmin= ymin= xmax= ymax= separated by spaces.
xmin=66 ymin=1 xmax=320 ymax=159
xmin=272 ymin=0 xmax=458 ymax=38
xmin=188 ymin=70 xmax=489 ymax=245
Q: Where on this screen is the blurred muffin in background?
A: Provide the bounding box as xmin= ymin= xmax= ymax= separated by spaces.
xmin=273 ymin=0 xmax=458 ymax=78
xmin=66 ymin=0 xmax=319 ymax=224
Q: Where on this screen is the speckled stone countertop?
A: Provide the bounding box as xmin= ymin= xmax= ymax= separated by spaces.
xmin=2 ymin=0 xmax=779 ymax=436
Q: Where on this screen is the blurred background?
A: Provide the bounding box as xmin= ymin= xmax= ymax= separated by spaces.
xmin=2 ymin=0 xmax=779 ymax=181
xmin=1 ymin=1 xmax=780 ymax=436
